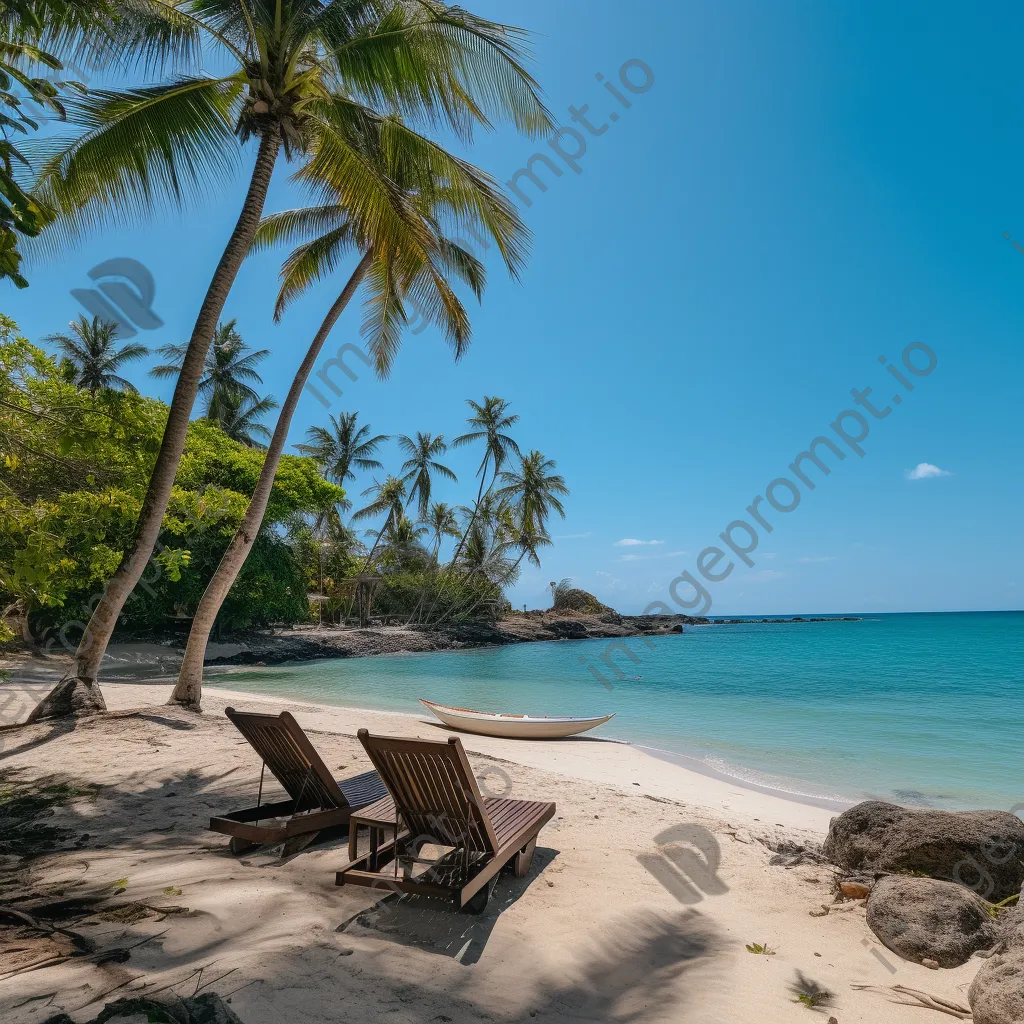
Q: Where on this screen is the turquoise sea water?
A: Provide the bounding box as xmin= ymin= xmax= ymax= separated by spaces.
xmin=205 ymin=612 xmax=1024 ymax=811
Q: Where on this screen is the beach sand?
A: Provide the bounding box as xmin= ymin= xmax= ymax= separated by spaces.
xmin=0 ymin=682 xmax=982 ymax=1023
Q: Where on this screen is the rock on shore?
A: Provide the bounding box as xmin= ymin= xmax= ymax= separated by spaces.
xmin=824 ymin=800 xmax=1024 ymax=902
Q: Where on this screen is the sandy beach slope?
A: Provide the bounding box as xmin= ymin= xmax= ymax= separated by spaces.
xmin=0 ymin=682 xmax=982 ymax=1023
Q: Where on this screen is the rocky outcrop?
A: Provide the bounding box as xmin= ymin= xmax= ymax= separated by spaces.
xmin=865 ymin=875 xmax=999 ymax=967
xmin=201 ymin=612 xmax=699 ymax=667
xmin=824 ymin=801 xmax=1024 ymax=902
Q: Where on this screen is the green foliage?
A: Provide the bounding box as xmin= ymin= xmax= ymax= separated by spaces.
xmin=745 ymin=942 xmax=776 ymax=955
xmin=550 ymin=579 xmax=610 ymax=615
xmin=0 ymin=317 xmax=343 ymax=640
xmin=0 ymin=621 xmax=16 ymax=648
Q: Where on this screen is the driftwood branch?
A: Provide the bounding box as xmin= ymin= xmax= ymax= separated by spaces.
xmin=851 ymin=983 xmax=972 ymax=1019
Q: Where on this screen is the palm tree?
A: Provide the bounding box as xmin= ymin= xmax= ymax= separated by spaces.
xmin=424 ymin=501 xmax=460 ymax=560
xmin=30 ymin=0 xmax=550 ymax=719
xmin=353 ymin=474 xmax=407 ymax=568
xmin=150 ymin=319 xmax=270 ymax=419
xmin=295 ymin=412 xmax=387 ymax=488
xmin=450 ymin=396 xmax=520 ymax=555
xmin=497 ymin=449 xmax=569 ymax=539
xmin=421 ymin=396 xmax=519 ymax=623
xmin=380 ymin=513 xmax=429 ymax=567
xmin=212 ymin=390 xmax=278 ymax=447
xmin=169 ymin=105 xmax=542 ymax=707
xmin=45 ymin=315 xmax=148 ymax=394
xmin=441 ymin=451 xmax=566 ymax=623
xmin=398 ymin=432 xmax=456 ymax=520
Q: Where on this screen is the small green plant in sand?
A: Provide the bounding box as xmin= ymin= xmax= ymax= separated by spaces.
xmin=790 ymin=971 xmax=832 ymax=1009
xmin=163 ymin=887 xmax=182 ymax=897
xmin=746 ymin=942 xmax=776 ymax=955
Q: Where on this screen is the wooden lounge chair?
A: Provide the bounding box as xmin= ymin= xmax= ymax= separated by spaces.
xmin=209 ymin=707 xmax=388 ymax=856
xmin=336 ymin=730 xmax=556 ymax=913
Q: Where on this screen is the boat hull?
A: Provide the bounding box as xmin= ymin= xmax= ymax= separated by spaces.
xmin=419 ymin=700 xmax=614 ymax=739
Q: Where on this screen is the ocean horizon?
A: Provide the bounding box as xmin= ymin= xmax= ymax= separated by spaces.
xmin=205 ymin=609 xmax=1024 ymax=813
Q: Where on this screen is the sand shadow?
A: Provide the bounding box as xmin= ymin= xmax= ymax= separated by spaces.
xmin=335 ymin=846 xmax=560 ymax=965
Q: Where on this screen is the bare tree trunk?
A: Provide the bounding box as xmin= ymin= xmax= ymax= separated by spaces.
xmin=169 ymin=253 xmax=371 ymax=708
xmin=27 ymin=130 xmax=282 ymax=724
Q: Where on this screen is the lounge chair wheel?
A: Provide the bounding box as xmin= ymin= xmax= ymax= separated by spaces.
xmin=513 ymin=837 xmax=537 ymax=877
xmin=463 ymin=883 xmax=491 ymax=915
xmin=229 ymin=837 xmax=258 ymax=856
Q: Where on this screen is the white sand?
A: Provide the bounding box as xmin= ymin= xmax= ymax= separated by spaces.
xmin=0 ymin=681 xmax=982 ymax=1023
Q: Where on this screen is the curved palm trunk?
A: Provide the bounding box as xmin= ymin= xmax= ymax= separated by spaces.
xmin=169 ymin=253 xmax=371 ymax=707
xmin=27 ymin=130 xmax=282 ymax=723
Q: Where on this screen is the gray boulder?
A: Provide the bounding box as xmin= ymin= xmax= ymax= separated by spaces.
xmin=866 ymin=875 xmax=999 ymax=967
xmin=824 ymin=801 xmax=1024 ymax=901
xmin=970 ymin=945 xmax=1024 ymax=1024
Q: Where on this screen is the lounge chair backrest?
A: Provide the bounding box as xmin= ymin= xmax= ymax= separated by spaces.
xmin=357 ymin=730 xmax=498 ymax=854
xmin=226 ymin=707 xmax=348 ymax=811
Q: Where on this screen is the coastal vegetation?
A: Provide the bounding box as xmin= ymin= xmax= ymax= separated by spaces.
xmin=1 ymin=313 xmax=569 ymax=670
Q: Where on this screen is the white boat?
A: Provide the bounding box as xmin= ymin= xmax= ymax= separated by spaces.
xmin=419 ymin=699 xmax=614 ymax=739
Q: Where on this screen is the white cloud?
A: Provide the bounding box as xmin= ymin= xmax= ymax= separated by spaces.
xmin=595 ymin=570 xmax=614 ymax=577
xmin=799 ymin=556 xmax=836 ymax=563
xmin=906 ymin=462 xmax=951 ymax=480
xmin=614 ymin=538 xmax=664 ymax=547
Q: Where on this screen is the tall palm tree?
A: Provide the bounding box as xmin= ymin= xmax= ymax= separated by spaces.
xmin=169 ymin=106 xmax=541 ymax=707
xmin=398 ymin=431 xmax=456 ymax=520
xmin=295 ymin=411 xmax=387 ymax=487
xmin=212 ymin=390 xmax=278 ymax=447
xmin=150 ymin=319 xmax=270 ymax=420
xmin=30 ymin=0 xmax=549 ymax=719
xmin=44 ymin=314 xmax=148 ymax=394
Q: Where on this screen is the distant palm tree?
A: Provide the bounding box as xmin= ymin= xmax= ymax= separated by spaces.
xmin=296 ymin=412 xmax=388 ymax=489
xmin=151 ymin=320 xmax=269 ymax=419
xmin=497 ymin=450 xmax=569 ymax=538
xmin=398 ymin=432 xmax=457 ymax=520
xmin=214 ymin=391 xmax=279 ymax=448
xmin=45 ymin=315 xmax=148 ymax=395
xmin=425 ymin=502 xmax=461 ymax=560
xmin=353 ymin=475 xmax=408 ymax=570
xmin=382 ymin=514 xmax=430 ymax=567
xmin=422 ymin=397 xmax=520 ymax=623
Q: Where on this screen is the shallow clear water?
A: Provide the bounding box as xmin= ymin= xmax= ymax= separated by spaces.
xmin=206 ymin=611 xmax=1024 ymax=810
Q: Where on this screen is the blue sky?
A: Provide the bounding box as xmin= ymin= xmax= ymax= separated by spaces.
xmin=9 ymin=0 xmax=1024 ymax=615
